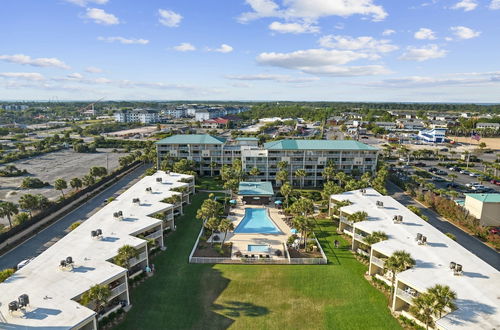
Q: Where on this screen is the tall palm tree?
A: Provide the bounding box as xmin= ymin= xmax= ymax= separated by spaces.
xmin=218 ymin=218 xmax=234 ymax=247
xmin=209 ymin=161 xmax=217 ymax=177
xmin=280 ymin=182 xmax=293 ymax=207
xmin=70 ymin=177 xmax=83 ymax=191
xmin=18 ymin=194 xmax=39 ymax=218
xmin=276 ymin=170 xmax=289 ymax=186
xmin=322 ymin=166 xmax=336 ymax=182
xmin=292 ymin=216 xmax=315 ymax=247
xmin=0 ymin=201 xmax=19 ymax=228
xmin=114 ymin=245 xmax=139 ymax=269
xmin=427 ymin=284 xmax=457 ymax=318
xmin=249 ymin=167 xmax=261 ymax=181
xmin=385 ymin=250 xmax=415 ymax=305
xmin=295 ymin=169 xmax=306 ymax=188
xmin=54 ymin=178 xmax=67 ymax=198
xmin=336 ymin=172 xmax=348 ymax=187
xmin=363 ymin=231 xmax=388 ymax=246
xmin=81 ymin=284 xmax=111 ymax=314
xmin=410 ymin=293 xmax=435 ymax=330
xmin=277 ymin=161 xmax=288 ymax=171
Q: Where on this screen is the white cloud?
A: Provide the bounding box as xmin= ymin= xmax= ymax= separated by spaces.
xmin=269 ymin=21 xmax=319 ymax=34
xmin=0 ymin=54 xmax=70 ymax=69
xmin=225 ymin=74 xmax=319 ymax=83
xmin=490 ymin=0 xmax=500 ymax=9
xmin=0 ymin=72 xmax=45 ymax=81
xmin=239 ymin=0 xmax=388 ymax=23
xmin=173 ymin=43 xmax=196 ymax=52
xmin=97 ymin=36 xmax=149 ymax=44
xmin=256 ymin=48 xmax=390 ymax=76
xmin=63 ymin=0 xmax=108 ymax=6
xmin=414 ymin=28 xmax=437 ymax=40
xmin=67 ymin=72 xmax=84 ymax=79
xmin=318 ymin=35 xmax=398 ymax=53
xmin=84 ymin=8 xmax=119 ymax=25
xmin=209 ymin=44 xmax=234 ymax=53
xmin=158 ymin=9 xmax=182 ymax=27
xmin=85 ymin=66 xmax=103 ymax=73
xmin=399 ymin=44 xmax=447 ymax=61
xmin=450 ymin=26 xmax=481 ymax=39
xmin=451 ymin=0 xmax=478 ymax=11
xmin=382 ymin=29 xmax=395 ymax=36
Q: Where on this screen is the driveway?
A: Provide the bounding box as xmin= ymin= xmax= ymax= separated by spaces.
xmin=0 ymin=164 xmax=149 ymax=270
xmin=387 ymin=182 xmax=500 ymax=271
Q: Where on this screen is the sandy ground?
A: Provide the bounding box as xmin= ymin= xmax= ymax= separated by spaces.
xmin=449 ymin=136 xmax=500 ymax=150
xmin=105 ymin=126 xmax=158 ymax=137
xmin=0 ymin=148 xmax=127 ymax=225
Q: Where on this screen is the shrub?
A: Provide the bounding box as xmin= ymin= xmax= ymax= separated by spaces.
xmin=20 ymin=177 xmax=49 ymax=188
xmin=287 ymin=234 xmax=298 ymax=245
xmin=445 ymin=233 xmax=457 ymax=241
xmin=69 ymin=221 xmax=82 ymax=231
xmin=0 ymin=268 xmax=15 ymax=283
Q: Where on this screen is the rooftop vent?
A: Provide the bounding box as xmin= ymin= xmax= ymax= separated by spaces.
xmin=91 ymin=229 xmax=103 ymax=239
xmin=417 ymin=236 xmax=427 ymax=245
xmin=156 ymin=177 xmax=163 ymax=182
xmin=146 ymin=187 xmax=152 ymax=193
xmin=360 ymin=189 xmax=366 ymax=195
xmin=455 ymin=264 xmax=463 ymax=275
xmin=8 ymin=301 xmax=18 ymax=312
xmin=60 ymin=256 xmax=74 ymax=270
xmin=376 ymin=201 xmax=384 ymax=208
xmin=450 ymin=261 xmax=456 ymax=270
xmin=18 ymin=294 xmax=29 ymax=308
xmin=393 ymin=215 xmax=403 ymax=224
xmin=132 ymin=198 xmax=140 ymax=205
xmin=416 ymin=233 xmax=423 ymax=241
xmin=113 ymin=211 xmax=123 ymax=220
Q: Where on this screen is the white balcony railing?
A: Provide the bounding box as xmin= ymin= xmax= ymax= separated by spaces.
xmin=397 ymin=288 xmax=417 ymax=303
xmin=371 ymin=256 xmax=385 ymax=268
xmin=145 ymin=230 xmax=162 ymax=240
xmin=353 ymin=233 xmax=365 ymax=241
xmin=109 ymin=283 xmax=127 ymax=298
xmin=129 ymin=251 xmax=147 ymax=267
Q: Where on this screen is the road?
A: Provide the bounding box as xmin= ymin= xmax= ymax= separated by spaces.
xmin=387 ymin=182 xmax=500 ymax=271
xmin=0 ymin=163 xmax=149 ymax=270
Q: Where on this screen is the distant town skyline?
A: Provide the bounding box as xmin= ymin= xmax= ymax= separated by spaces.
xmin=1 ymin=0 xmax=499 ymax=102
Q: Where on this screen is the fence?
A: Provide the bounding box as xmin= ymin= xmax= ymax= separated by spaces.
xmin=0 ymin=161 xmax=142 ymax=251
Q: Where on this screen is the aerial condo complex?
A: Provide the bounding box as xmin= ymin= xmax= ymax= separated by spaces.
xmin=0 ymin=0 xmax=499 ymax=329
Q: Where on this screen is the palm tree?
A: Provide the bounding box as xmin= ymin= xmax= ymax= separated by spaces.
xmin=322 ymin=166 xmax=336 ymax=182
xmin=289 ymin=197 xmax=314 ymax=217
xmin=196 ymin=197 xmax=223 ymax=222
xmin=348 ymin=211 xmax=368 ymax=223
xmin=69 ymin=177 xmax=83 ymax=191
xmin=292 ymin=216 xmax=315 ymax=247
xmin=410 ymin=293 xmax=435 ymax=330
xmin=209 ymin=161 xmax=217 ymax=177
xmin=81 ymin=284 xmax=111 ymax=314
xmin=0 ymin=201 xmax=19 ymax=228
xmin=295 ymin=169 xmax=306 ymax=188
xmin=114 ymin=245 xmax=139 ymax=269
xmin=18 ymin=194 xmax=39 ymax=218
xmin=363 ymin=231 xmax=388 ymax=246
xmin=82 ymin=174 xmax=95 ymax=187
xmin=385 ymin=250 xmax=415 ymax=306
xmin=277 ymin=161 xmax=288 ymax=171
xmin=427 ymin=284 xmax=457 ymax=318
xmin=336 ymin=172 xmax=348 ymax=187
xmin=249 ymin=167 xmax=261 ymax=181
xmin=280 ymin=182 xmax=293 ymax=207
xmin=448 ymin=173 xmax=457 ymax=183
xmin=54 ymin=178 xmax=67 ymax=198
xmin=276 ymin=170 xmax=289 ymax=186
xmin=218 ymin=218 xmax=234 ymax=247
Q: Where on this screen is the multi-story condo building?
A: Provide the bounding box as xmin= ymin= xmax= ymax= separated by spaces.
xmin=163 ymin=107 xmax=186 ymax=119
xmin=156 ymin=134 xmax=378 ymax=187
xmin=114 ymin=109 xmax=160 ymax=124
xmin=330 ymin=188 xmax=500 ymax=330
xmin=0 ymin=171 xmax=194 ymax=329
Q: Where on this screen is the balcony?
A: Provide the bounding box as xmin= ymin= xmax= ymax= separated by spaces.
xmin=145 ymin=230 xmax=162 ymax=240
xmin=397 ymin=288 xmax=418 ymax=303
xmin=339 ymin=216 xmax=353 ymax=225
xmin=129 ymin=251 xmax=147 ymax=267
xmin=109 ymin=283 xmax=127 ymax=298
xmin=353 ymin=233 xmax=365 ymax=241
xmin=371 ymin=256 xmax=386 ymax=268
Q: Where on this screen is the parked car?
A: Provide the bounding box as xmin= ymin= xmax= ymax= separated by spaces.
xmin=432 ymin=176 xmax=446 ymax=182
xmin=429 ymin=167 xmax=439 ymax=173
xmin=490 ymin=179 xmax=500 ymax=186
xmin=465 ymin=182 xmax=481 ymax=188
xmin=489 ymin=227 xmax=500 ymax=235
xmin=471 ymin=185 xmax=486 ymax=191
xmin=17 ymin=258 xmax=34 ymax=270
xmin=446 ymin=182 xmax=460 ymax=188
xmin=435 ymin=170 xmax=447 ymax=176
xmin=460 ymin=170 xmax=470 ymax=175
xmin=414 ymin=162 xmax=427 ymax=167
xmin=440 ymin=148 xmax=449 ymax=152
xmin=469 ymin=172 xmax=479 ymax=177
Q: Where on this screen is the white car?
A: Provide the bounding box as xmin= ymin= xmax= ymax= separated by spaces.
xmin=469 ymin=172 xmax=479 ymax=177
xmin=17 ymin=258 xmax=34 ymax=270
xmin=471 ymin=185 xmax=486 ymax=191
xmin=465 ymin=182 xmax=481 ymax=188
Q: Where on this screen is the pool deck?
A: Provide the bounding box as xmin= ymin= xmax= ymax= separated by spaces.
xmin=226 ymin=201 xmax=291 ymax=258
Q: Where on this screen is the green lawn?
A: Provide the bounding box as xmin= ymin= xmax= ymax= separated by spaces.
xmin=196 ymin=177 xmax=225 ymax=191
xmin=117 ymin=193 xmax=401 ymax=330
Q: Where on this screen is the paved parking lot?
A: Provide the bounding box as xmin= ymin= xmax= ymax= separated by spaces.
xmin=0 ymin=148 xmax=127 ymax=225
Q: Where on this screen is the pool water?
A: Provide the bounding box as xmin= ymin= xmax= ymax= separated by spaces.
xmin=248 ymin=245 xmax=269 ymax=252
xmin=234 ymin=208 xmax=282 ymax=234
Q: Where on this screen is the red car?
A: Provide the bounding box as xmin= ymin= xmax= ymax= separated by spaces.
xmin=490 ymin=179 xmax=500 ymax=186
xmin=490 ymin=227 xmax=500 ymax=235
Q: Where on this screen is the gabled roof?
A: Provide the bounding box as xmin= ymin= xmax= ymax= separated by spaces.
xmin=263 ymin=139 xmax=378 ymax=151
xmin=156 ymin=134 xmax=226 ymax=145
xmin=235 ymin=137 xmax=259 ymax=141
xmin=238 ymin=182 xmax=274 ymax=196
xmin=466 ymin=193 xmax=500 ymax=203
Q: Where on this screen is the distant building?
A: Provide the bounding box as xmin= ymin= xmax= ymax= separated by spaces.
xmin=201 ymin=117 xmax=230 ymax=129
xmin=1 ymin=104 xmax=29 ymax=111
xmin=114 ymin=109 xmax=160 ymax=124
xmin=464 ymin=193 xmax=500 ymax=226
xmin=417 ymin=128 xmax=447 ymax=143
xmin=374 ymin=121 xmax=397 ymax=131
xmin=476 ymin=122 xmax=500 ymax=130
xmin=396 ymin=119 xmax=425 ymax=131
xmin=164 ymin=108 xmax=186 ymax=119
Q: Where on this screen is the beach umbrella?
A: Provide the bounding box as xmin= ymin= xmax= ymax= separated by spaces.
xmin=274 ymin=200 xmax=283 ymax=205
xmin=291 ymin=229 xmax=298 ymax=234
xmin=229 ymin=199 xmax=237 ymax=204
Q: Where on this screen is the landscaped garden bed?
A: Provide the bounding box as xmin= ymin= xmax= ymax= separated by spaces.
xmin=287 ymin=247 xmax=322 ymax=258
xmin=192 ymin=239 xmax=232 ymax=258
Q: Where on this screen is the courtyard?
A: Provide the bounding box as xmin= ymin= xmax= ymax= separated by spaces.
xmin=117 ymin=193 xmax=401 ymax=330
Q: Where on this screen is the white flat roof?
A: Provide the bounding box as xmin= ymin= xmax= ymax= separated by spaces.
xmin=331 ymin=188 xmax=500 ymax=330
xmin=0 ymin=171 xmax=193 ymax=329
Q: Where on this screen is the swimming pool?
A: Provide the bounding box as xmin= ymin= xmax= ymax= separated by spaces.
xmin=234 ymin=208 xmax=282 ymax=234
xmin=248 ymin=245 xmax=270 ymax=252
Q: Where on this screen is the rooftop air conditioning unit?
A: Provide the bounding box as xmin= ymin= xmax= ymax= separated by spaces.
xmin=18 ymin=294 xmax=29 ymax=308
xmin=454 ymin=264 xmax=463 ymax=276
xmin=416 ymin=233 xmax=422 ymax=242
xmin=113 ymin=211 xmax=124 ymax=221
xmin=133 ymin=198 xmax=140 ymax=205
xmin=146 ymin=187 xmax=152 ymax=193
xmin=360 ymin=189 xmax=366 ymax=195
xmin=449 ymin=261 xmax=456 ymax=270
xmin=418 ymin=236 xmax=427 ymax=245
xmin=376 ymin=201 xmax=384 ymax=208
xmin=156 ymin=177 xmax=163 ymax=182
xmin=8 ymin=301 xmax=18 ymax=313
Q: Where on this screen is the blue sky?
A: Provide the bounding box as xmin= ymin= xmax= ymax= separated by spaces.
xmin=0 ymin=0 xmax=499 ymax=102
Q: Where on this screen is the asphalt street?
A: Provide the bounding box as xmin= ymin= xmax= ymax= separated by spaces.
xmin=387 ymin=181 xmax=500 ymax=271
xmin=0 ymin=164 xmax=149 ymax=270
